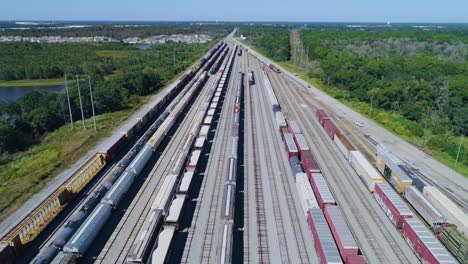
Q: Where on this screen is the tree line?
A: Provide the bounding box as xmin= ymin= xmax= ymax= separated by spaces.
xmin=0 ymin=40 xmax=216 ymax=155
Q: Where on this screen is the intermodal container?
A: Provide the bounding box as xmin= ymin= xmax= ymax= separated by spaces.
xmin=276 ymin=112 xmax=287 ymax=128
xmin=401 ymin=218 xmax=456 ymax=264
xmin=374 ymin=182 xmax=413 ymax=228
xmin=187 ymin=150 xmax=202 ymax=171
xmin=179 ymin=171 xmax=194 ymax=194
xmin=405 ymin=186 xmax=447 ymax=230
xmin=323 ymin=119 xmax=341 ymax=139
xmin=294 ymin=133 xmax=310 ymax=153
xmin=345 ymin=255 xmax=367 ymax=264
xmin=288 ymin=120 xmax=302 ymax=136
xmin=316 ymin=109 xmax=330 ymax=126
xmin=423 ymin=186 xmax=468 ymax=235
xmin=296 ymin=173 xmax=319 ymax=216
xmin=324 ymin=205 xmax=359 ymax=259
xmin=307 ymin=208 xmax=343 ymax=264
xmin=348 ymin=151 xmax=383 ymax=192
xmin=301 ymin=150 xmax=321 ymax=177
xmin=199 ymin=125 xmax=210 ymax=137
xmin=334 ymin=134 xmax=354 ymax=160
xmin=283 ymin=133 xmax=299 ymax=158
xmin=194 ymin=136 xmax=206 ymax=150
xmin=310 ymin=173 xmax=336 ymax=209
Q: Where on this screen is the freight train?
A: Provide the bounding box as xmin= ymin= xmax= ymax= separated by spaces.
xmin=314 ymin=109 xmax=459 ymax=264
xmin=148 ymin=45 xmax=238 ymax=264
xmin=2 ymin=42 xmax=228 ymax=264
xmin=248 ymin=43 xmax=459 ymax=264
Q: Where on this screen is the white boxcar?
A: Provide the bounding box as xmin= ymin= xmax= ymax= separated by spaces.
xmin=348 ymin=151 xmax=384 ymax=192
xmin=165 ymin=195 xmax=185 ymax=224
xmin=150 ymin=225 xmax=176 ymax=264
xmin=207 ymin=109 xmax=216 ymax=116
xmin=296 ymin=173 xmax=319 ymax=216
xmin=276 ymin=112 xmax=287 ymax=128
xmin=187 ymin=150 xmax=202 ymax=171
xmin=405 ymin=186 xmax=447 ymax=230
xmin=194 ymin=136 xmax=206 ymax=150
xmin=423 ymin=186 xmax=468 ymax=234
xmin=203 ymin=116 xmax=213 ymax=126
xmin=199 ymin=125 xmax=210 ymax=137
xmin=179 ymin=171 xmax=194 ymax=193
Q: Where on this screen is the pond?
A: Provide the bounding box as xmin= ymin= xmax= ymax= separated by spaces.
xmin=0 ymin=85 xmax=66 ymax=102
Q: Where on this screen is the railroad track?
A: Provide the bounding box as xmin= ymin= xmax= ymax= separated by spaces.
xmin=199 ymin=63 xmax=236 ymax=261
xmin=249 ymin=59 xmax=312 ymax=263
xmin=243 ymin=53 xmax=264 ymax=263
xmin=93 ymin=74 xmax=218 ymax=263
xmin=181 ymin=48 xmax=237 ymax=262
xmin=268 ymin=70 xmax=419 ymax=263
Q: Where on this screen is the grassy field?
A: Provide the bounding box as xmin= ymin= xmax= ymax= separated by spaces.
xmin=244 ymin=41 xmax=467 ymax=177
xmin=0 ymin=78 xmax=66 ymax=87
xmin=0 ymin=103 xmax=144 ymax=221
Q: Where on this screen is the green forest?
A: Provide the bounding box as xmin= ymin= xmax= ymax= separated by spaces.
xmin=0 ymin=38 xmax=223 ymax=155
xmin=239 ymin=25 xmax=468 ymax=172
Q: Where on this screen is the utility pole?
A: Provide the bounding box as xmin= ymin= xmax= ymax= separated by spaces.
xmin=455 ymin=130 xmax=465 ymax=167
xmin=173 ymin=51 xmax=176 ymax=69
xmin=88 ymin=76 xmax=97 ymax=131
xmin=64 ymin=74 xmax=74 ymax=129
xmin=76 ymin=75 xmax=86 ymax=129
xmin=306 ymin=46 xmax=309 ymax=71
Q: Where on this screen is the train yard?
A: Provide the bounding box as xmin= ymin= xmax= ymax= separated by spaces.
xmin=0 ymin=32 xmax=467 ymax=264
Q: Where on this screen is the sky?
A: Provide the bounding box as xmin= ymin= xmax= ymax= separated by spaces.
xmin=1 ymin=0 xmax=467 ymax=23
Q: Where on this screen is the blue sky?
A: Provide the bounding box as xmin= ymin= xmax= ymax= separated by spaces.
xmin=1 ymin=0 xmax=467 ymax=23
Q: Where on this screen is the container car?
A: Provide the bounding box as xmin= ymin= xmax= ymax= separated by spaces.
xmin=296 ymin=173 xmax=319 ymax=216
xmin=348 ymin=151 xmax=383 ymax=192
xmin=294 ymin=134 xmax=310 ymax=154
xmin=194 ymin=136 xmax=206 ymax=150
xmin=334 ymin=134 xmax=355 ymax=160
xmin=178 ymin=171 xmax=194 ymax=194
xmin=316 ymin=109 xmax=330 ymax=126
xmin=423 ymin=186 xmax=468 ymax=235
xmin=165 ymin=195 xmax=185 ymax=224
xmin=344 ymin=255 xmax=367 ymax=264
xmin=150 ymin=225 xmax=175 ymax=264
xmin=290 ymin=156 xmax=304 ymax=176
xmin=374 ymin=182 xmax=413 ymax=228
xmin=310 ymin=173 xmax=336 ymax=209
xmin=152 ymin=174 xmax=177 ymax=214
xmin=187 ymin=150 xmax=202 ymax=171
xmin=276 ymin=112 xmax=287 ymax=128
xmin=401 ymin=218 xmax=456 ymax=264
xmin=323 ymin=119 xmax=341 ymax=139
xmin=307 ymin=208 xmax=343 ymax=264
xmin=288 ymin=120 xmax=302 ymax=136
xmin=283 ymin=133 xmax=299 ymax=158
xmin=199 ymin=125 xmax=210 ymax=137
xmin=324 ymin=205 xmax=359 ymax=260
xmin=404 ymin=186 xmax=447 ymax=231
xmin=301 ymin=150 xmax=321 ymax=177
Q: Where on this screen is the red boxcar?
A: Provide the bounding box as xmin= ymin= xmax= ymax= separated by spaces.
xmin=307 ymin=208 xmax=343 ymax=264
xmin=323 ymin=119 xmax=340 ymax=139
xmin=374 ymin=182 xmax=413 ymax=228
xmin=300 ymin=150 xmax=321 ymax=177
xmin=401 ymin=218 xmax=455 ymax=264
xmin=283 ymin=133 xmax=299 ymax=158
xmin=324 ymin=205 xmax=359 ymax=259
xmin=316 ymin=109 xmax=330 ymax=126
xmin=310 ymin=173 xmax=336 ymax=209
xmin=99 ymin=133 xmax=127 ymax=161
xmin=345 ymin=255 xmax=367 ymax=264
